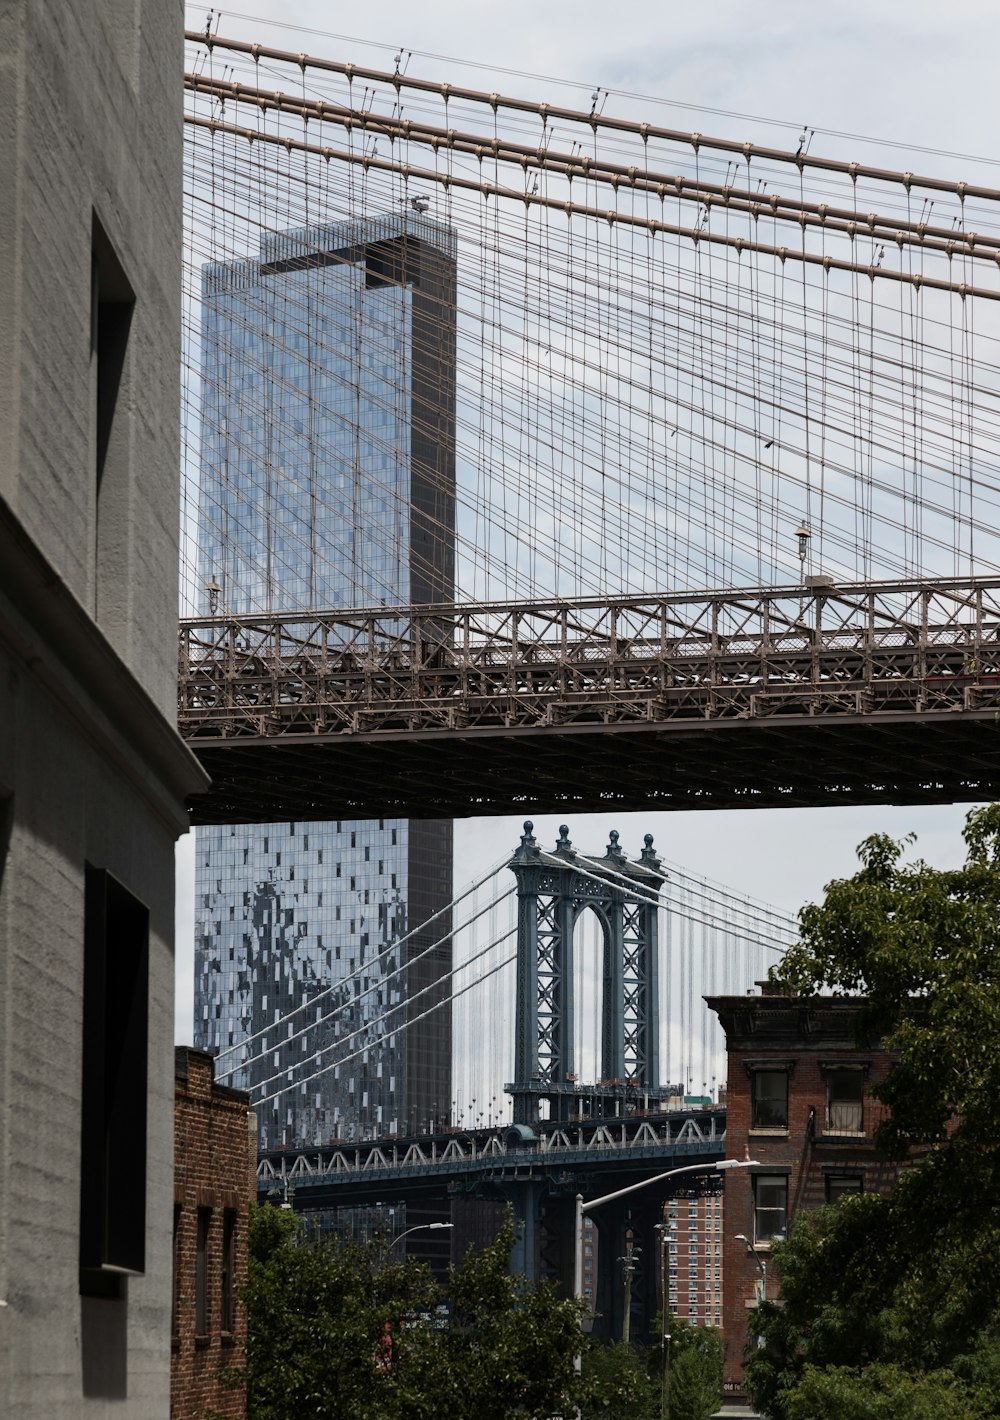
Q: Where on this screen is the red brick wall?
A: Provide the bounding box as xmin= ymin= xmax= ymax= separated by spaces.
xmin=171 ymin=1047 xmax=256 ymax=1420
xmin=707 ymin=994 xmax=902 ymax=1403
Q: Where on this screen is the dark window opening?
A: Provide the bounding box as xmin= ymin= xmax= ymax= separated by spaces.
xmin=80 ymin=866 xmax=149 ymax=1288
xmin=196 ymin=1208 xmax=211 ymax=1336
xmin=751 ymin=1069 xmax=788 ymax=1130
xmin=0 ymin=788 xmax=12 ymax=897
xmin=91 ymin=218 xmax=134 ymax=493
xmin=826 ymin=1174 xmax=863 ymax=1204
xmin=221 ymin=1209 xmax=236 ymax=1333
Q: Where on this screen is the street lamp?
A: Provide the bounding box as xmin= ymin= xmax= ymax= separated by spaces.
xmin=573 ymin=1159 xmax=760 ymax=1373
xmin=654 ymin=1221 xmax=671 ymax=1420
xmin=392 ymin=1221 xmax=454 ymax=1249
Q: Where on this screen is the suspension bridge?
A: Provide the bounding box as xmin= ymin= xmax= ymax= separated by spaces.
xmin=180 ymin=31 xmax=1000 ymax=824
xmin=179 ymin=26 xmax=1000 ymax=1334
xmin=239 ymin=819 xmax=777 ymax=1336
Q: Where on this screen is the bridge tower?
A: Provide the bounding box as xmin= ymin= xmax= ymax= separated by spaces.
xmin=508 ymin=822 xmax=664 ymax=1125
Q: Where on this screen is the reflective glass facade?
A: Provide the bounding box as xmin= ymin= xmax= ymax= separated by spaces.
xmin=194 ymin=215 xmax=456 ymax=1148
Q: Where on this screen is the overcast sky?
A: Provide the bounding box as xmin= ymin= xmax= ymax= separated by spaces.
xmin=175 ymin=1 xmax=1000 ymax=1043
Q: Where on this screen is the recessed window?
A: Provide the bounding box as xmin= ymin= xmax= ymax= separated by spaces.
xmin=753 ymin=1174 xmax=788 ymax=1244
xmin=221 ymin=1209 xmax=237 ymax=1333
xmin=80 ymin=866 xmax=149 ymax=1287
xmin=751 ymin=1070 xmax=788 ymax=1129
xmin=826 ymin=1068 xmax=864 ymax=1134
xmin=826 ymin=1174 xmax=863 ymax=1204
xmin=196 ymin=1208 xmax=211 ymax=1336
xmin=91 ymin=216 xmax=134 ymax=495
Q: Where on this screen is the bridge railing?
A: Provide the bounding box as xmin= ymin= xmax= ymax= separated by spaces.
xmin=257 ymin=1112 xmax=726 ymax=1182
xmin=179 ymin=577 xmax=1000 ymax=740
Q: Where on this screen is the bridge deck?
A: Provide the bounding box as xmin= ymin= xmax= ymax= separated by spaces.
xmin=181 ymin=579 xmax=1000 ymax=822
xmin=259 ymin=1112 xmax=727 ymax=1204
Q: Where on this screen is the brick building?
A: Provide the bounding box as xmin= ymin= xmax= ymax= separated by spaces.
xmin=707 ymin=989 xmax=900 ymax=1408
xmin=665 ymin=1185 xmax=723 ymax=1329
xmin=172 ymin=1049 xmax=256 ymax=1420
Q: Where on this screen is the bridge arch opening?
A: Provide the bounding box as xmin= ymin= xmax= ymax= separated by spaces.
xmin=571 ymin=901 xmax=609 ymax=1102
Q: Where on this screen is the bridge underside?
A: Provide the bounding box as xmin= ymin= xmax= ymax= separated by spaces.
xmin=187 ymin=712 xmax=999 ymax=824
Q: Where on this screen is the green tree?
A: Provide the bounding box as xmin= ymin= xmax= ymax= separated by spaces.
xmin=644 ymin=1311 xmax=722 ymax=1420
xmin=744 ymin=805 xmax=1000 ymax=1416
xmin=580 ymin=1339 xmax=659 ymax=1419
xmin=239 ymin=1204 xmax=591 ymax=1420
xmin=780 ymin=1362 xmax=994 ymax=1420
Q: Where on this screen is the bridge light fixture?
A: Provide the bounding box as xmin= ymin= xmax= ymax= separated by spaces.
xmin=795 ymin=523 xmax=811 ymax=574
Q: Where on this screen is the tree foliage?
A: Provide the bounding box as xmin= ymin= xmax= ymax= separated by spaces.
xmin=578 ymin=1311 xmax=721 ymax=1420
xmin=779 ymin=1362 xmax=994 ymax=1420
xmin=240 ymin=1204 xmax=594 ymax=1420
xmin=580 ymin=1339 xmax=659 ymax=1420
xmin=744 ymin=805 xmax=1000 ymax=1417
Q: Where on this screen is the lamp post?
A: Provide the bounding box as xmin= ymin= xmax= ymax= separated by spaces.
xmin=654 ymin=1221 xmax=671 ymax=1420
xmin=574 ymin=1159 xmax=759 ymax=1372
xmin=390 ymin=1220 xmax=454 ymax=1260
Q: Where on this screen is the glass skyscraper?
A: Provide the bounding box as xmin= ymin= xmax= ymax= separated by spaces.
xmin=194 ymin=213 xmax=457 ymax=1149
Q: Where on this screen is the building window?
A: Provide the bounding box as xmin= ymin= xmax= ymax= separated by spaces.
xmin=92 ymin=215 xmax=134 ymax=494
xmin=80 ymin=866 xmax=149 ymax=1288
xmin=826 ymin=1174 xmax=863 ymax=1204
xmin=221 ymin=1209 xmax=237 ymax=1333
xmin=196 ymin=1208 xmax=211 ymax=1336
xmin=751 ymin=1069 xmax=788 ymax=1129
xmin=826 ymin=1068 xmax=864 ymax=1134
xmin=753 ymin=1174 xmax=788 ymax=1243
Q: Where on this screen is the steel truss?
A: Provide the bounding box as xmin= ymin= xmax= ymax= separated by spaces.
xmin=179 ymin=577 xmax=1000 ymax=821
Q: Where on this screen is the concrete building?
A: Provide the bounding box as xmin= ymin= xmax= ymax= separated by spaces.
xmin=171 ymin=1049 xmax=256 ymax=1420
xmin=0 ymin=0 xmax=206 ymax=1413
xmin=708 ymin=987 xmax=900 ymax=1409
xmin=194 ymin=215 xmax=457 ymax=1149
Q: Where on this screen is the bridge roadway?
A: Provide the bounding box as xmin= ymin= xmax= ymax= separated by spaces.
xmin=259 ymin=1109 xmax=726 ymax=1337
xmin=257 ymin=1108 xmax=727 ymax=1206
xmin=180 ymin=577 xmax=1000 ymax=823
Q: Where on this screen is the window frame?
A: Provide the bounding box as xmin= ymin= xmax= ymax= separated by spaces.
xmin=753 ymin=1173 xmax=788 ymax=1245
xmin=748 ymin=1064 xmax=791 ymax=1131
xmin=825 ymin=1173 xmax=864 ymax=1204
xmin=824 ymin=1064 xmax=866 ymax=1135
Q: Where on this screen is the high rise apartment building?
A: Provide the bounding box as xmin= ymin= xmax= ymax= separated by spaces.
xmin=194 ymin=214 xmax=457 ymax=1149
xmin=665 ymin=1187 xmax=724 ymax=1329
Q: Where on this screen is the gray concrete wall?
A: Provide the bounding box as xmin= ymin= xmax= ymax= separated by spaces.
xmin=0 ymin=0 xmax=207 ymax=1414
xmin=0 ymin=0 xmax=184 ymax=719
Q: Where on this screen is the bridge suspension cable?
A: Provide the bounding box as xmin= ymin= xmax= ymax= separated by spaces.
xmin=213 ymin=852 xmax=514 ymax=1074
xmin=220 ymin=835 xmax=796 ymax=1124
xmin=183 ymin=30 xmax=1000 ymax=621
xmin=188 ymin=33 xmax=1000 ymax=204
xmin=210 ymin=840 xmax=508 ymax=1067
